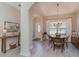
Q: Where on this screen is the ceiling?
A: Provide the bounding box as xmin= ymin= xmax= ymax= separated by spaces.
xmin=4 ymin=2 xmax=79 ymax=16
xmin=5 ymin=2 xmax=20 ymax=10
xmin=33 ymin=2 xmax=79 ymax=16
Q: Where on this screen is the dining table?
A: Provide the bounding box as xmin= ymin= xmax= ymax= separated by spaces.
xmin=48 ymin=35 xmax=69 ymax=48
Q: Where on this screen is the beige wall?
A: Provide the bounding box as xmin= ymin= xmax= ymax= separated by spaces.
xmin=30 ymin=4 xmax=45 ymax=39
xmin=31 ymin=12 xmax=79 ymax=39
xmin=30 ymin=3 xmax=79 ymax=39
xmin=0 ymin=3 xmax=20 ymax=51
xmin=31 ymin=15 xmax=45 ymax=39
xmin=0 ymin=3 xmax=20 ymax=32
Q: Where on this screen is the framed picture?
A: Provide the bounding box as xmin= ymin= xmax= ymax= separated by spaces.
xmin=4 ymin=21 xmax=19 ymax=32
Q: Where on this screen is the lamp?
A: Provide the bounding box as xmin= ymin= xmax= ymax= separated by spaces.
xmin=2 ymin=29 xmax=7 ymax=39
xmin=3 ymin=29 xmax=7 ymax=34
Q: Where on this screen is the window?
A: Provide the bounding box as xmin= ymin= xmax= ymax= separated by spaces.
xmin=37 ymin=24 xmax=40 ymax=32
xmin=48 ymin=21 xmax=67 ymax=35
xmin=35 ymin=23 xmax=41 ymax=33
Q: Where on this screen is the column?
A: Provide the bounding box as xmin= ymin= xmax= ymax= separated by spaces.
xmin=20 ymin=2 xmax=34 ymax=56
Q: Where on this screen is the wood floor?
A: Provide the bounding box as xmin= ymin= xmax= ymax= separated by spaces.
xmin=0 ymin=39 xmax=79 ymax=57
xmin=30 ymin=40 xmax=79 ymax=57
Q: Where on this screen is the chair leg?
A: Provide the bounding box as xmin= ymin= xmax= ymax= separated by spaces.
xmin=66 ymin=42 xmax=68 ymax=48
xmin=61 ymin=44 xmax=64 ymax=53
xmin=49 ymin=40 xmax=53 ymax=48
xmin=61 ymin=47 xmax=63 ymax=53
xmin=53 ymin=45 xmax=55 ymax=51
xmin=49 ymin=40 xmax=50 ymax=45
xmin=51 ymin=42 xmax=53 ymax=48
xmin=49 ymin=40 xmax=51 ymax=48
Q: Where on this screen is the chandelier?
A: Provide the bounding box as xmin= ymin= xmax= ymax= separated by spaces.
xmin=55 ymin=3 xmax=62 ymax=35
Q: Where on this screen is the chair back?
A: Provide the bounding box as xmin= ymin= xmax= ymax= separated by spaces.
xmin=42 ymin=32 xmax=47 ymax=38
xmin=56 ymin=34 xmax=61 ymax=38
xmin=53 ymin=37 xmax=65 ymax=44
xmin=42 ymin=32 xmax=48 ymax=40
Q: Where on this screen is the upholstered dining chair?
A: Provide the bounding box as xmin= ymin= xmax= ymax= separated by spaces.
xmin=42 ymin=32 xmax=49 ymax=41
xmin=65 ymin=36 xmax=69 ymax=48
xmin=48 ymin=35 xmax=53 ymax=48
xmin=53 ymin=37 xmax=65 ymax=52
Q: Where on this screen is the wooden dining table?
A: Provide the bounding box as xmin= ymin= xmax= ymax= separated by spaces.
xmin=48 ymin=35 xmax=69 ymax=48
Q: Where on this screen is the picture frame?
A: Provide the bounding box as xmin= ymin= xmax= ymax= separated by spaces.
xmin=4 ymin=21 xmax=19 ymax=32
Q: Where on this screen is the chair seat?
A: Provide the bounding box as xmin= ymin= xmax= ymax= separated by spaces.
xmin=54 ymin=42 xmax=64 ymax=45
xmin=65 ymin=41 xmax=68 ymax=42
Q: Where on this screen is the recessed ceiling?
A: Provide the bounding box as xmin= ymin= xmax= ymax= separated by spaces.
xmin=34 ymin=2 xmax=79 ymax=16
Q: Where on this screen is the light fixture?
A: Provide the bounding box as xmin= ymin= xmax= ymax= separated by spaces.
xmin=18 ymin=4 xmax=21 ymax=7
xmin=57 ymin=3 xmax=59 ymax=19
xmin=55 ymin=3 xmax=62 ymax=35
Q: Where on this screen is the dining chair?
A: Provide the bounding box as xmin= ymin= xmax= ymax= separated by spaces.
xmin=42 ymin=32 xmax=47 ymax=41
xmin=48 ymin=35 xmax=53 ymax=48
xmin=53 ymin=37 xmax=65 ymax=52
xmin=65 ymin=36 xmax=69 ymax=48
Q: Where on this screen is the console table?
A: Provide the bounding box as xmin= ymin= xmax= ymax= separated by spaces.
xmin=71 ymin=35 xmax=79 ymax=49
